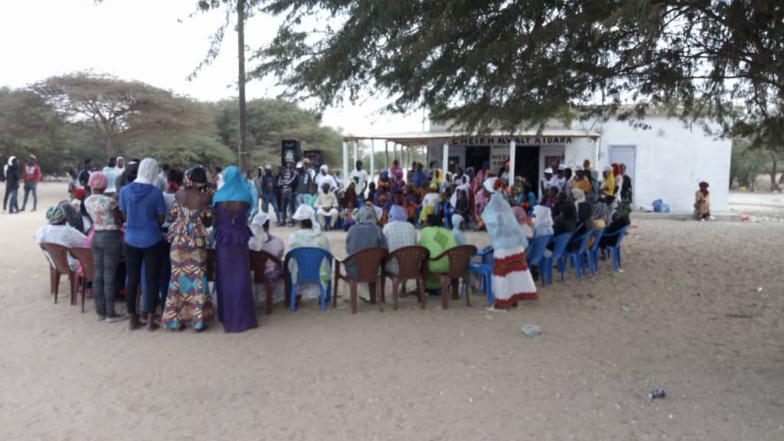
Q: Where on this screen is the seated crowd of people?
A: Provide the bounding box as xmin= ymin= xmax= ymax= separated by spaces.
xmin=35 ymin=155 xmax=633 ymax=334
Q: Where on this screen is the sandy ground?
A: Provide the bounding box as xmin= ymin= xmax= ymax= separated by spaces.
xmin=2 ymin=183 xmax=783 ymax=441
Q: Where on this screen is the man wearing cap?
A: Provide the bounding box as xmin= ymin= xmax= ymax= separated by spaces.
xmin=21 ymin=154 xmax=41 ymax=212
xmin=551 ymin=164 xmax=566 ymax=194
xmin=295 ymin=161 xmax=313 ymax=209
xmin=278 ymin=160 xmax=299 ymax=226
xmin=260 ymin=164 xmax=281 ymax=224
xmin=302 ymin=158 xmax=316 ymax=180
xmin=572 ymin=165 xmax=592 ymax=194
xmin=541 ymin=167 xmax=554 ymax=195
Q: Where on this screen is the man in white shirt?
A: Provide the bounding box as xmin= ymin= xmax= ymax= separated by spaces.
xmin=314 ymin=183 xmax=339 ymax=230
xmin=314 ymin=164 xmax=337 ymax=193
xmin=551 ymin=164 xmax=566 ymax=194
xmin=349 ymin=160 xmax=369 ymax=200
xmin=541 ymin=167 xmax=554 ymax=195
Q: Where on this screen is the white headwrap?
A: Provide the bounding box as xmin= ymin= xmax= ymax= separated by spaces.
xmin=292 ymin=205 xmax=321 ymax=232
xmin=135 ymin=158 xmax=159 ymax=185
xmin=115 ymin=156 xmax=125 ymax=171
xmin=532 ymin=205 xmax=554 ymax=229
xmin=483 ymin=177 xmax=498 ymax=194
xmin=248 ymin=212 xmax=270 ymax=251
xmin=8 ymin=156 xmax=16 ymax=166
xmin=320 ymin=164 xmax=328 ymax=173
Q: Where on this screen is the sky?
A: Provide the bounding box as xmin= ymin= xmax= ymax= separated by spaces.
xmin=0 ymin=0 xmax=426 ymax=137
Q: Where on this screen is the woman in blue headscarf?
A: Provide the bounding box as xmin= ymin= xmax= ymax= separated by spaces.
xmin=480 ymin=177 xmax=537 ymax=309
xmin=212 ymin=166 xmax=257 ymax=333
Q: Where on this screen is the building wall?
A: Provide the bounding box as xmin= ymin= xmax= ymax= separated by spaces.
xmin=585 ymin=117 xmax=731 ymax=213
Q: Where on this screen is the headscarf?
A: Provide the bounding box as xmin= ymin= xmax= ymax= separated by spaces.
xmin=483 ymin=177 xmax=498 ymax=194
xmin=320 ymin=164 xmax=328 ymax=173
xmin=451 ymin=175 xmax=471 ymax=207
xmin=251 ymin=212 xmax=270 ymax=231
xmin=593 ymin=201 xmax=611 ymax=225
xmin=72 ymin=188 xmax=86 ymax=201
xmin=57 ymin=201 xmax=84 ymax=232
xmin=87 ymin=171 xmax=108 ymax=191
xmin=8 ymin=156 xmax=16 ymax=166
xmin=512 ymin=206 xmax=528 ymax=225
xmin=481 ymin=192 xmax=528 ymax=250
xmin=46 ymin=205 xmax=66 ymax=225
xmin=357 ymin=205 xmax=377 ymax=224
xmin=532 ymin=205 xmax=553 ymax=229
xmin=699 ymin=181 xmax=710 ymax=196
xmin=451 ymin=214 xmax=466 ymax=245
xmin=249 ymin=212 xmax=270 ymax=250
xmin=571 ymin=188 xmax=586 ymax=206
xmin=612 ymin=163 xmax=622 ymax=177
xmin=212 ymin=166 xmax=254 ymax=208
xmin=591 ymin=170 xmax=600 ymax=181
xmin=184 ymin=165 xmax=214 ymax=194
xmin=134 ymin=158 xmax=159 ymax=185
xmin=389 ymin=205 xmax=408 ymax=222
xmin=115 ymin=156 xmax=125 ymax=173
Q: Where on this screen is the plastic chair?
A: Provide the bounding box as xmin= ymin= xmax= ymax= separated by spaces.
xmin=249 ymin=250 xmax=283 ymax=315
xmin=333 ymin=247 xmax=388 ymax=314
xmin=382 ymin=246 xmax=429 ymax=310
xmin=426 ymin=245 xmax=477 ymax=310
xmin=600 ymin=226 xmax=629 ymax=272
xmin=39 ymin=244 xmax=59 ymax=298
xmin=525 ymin=235 xmax=553 ymax=288
xmin=540 ymin=233 xmax=571 ymax=286
xmin=466 ymin=248 xmax=494 ymax=306
xmin=39 ymin=242 xmax=77 ymax=305
xmin=558 ymin=231 xmax=592 ymax=281
xmin=284 ymin=247 xmax=334 ymax=312
xmin=585 ymin=228 xmax=606 ymax=276
xmin=69 ymin=247 xmax=94 ymax=313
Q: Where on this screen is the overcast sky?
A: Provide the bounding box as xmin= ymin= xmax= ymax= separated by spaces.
xmin=0 ymin=0 xmax=425 ymax=137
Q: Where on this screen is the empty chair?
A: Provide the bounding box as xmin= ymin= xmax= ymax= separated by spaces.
xmin=558 ymin=231 xmax=592 ymax=281
xmin=39 ymin=242 xmax=77 ymax=305
xmin=600 ymin=226 xmax=629 ymax=272
xmin=426 ymin=245 xmax=477 ymax=310
xmin=466 ymin=248 xmax=494 ymax=306
xmin=284 ymin=247 xmax=334 ymax=311
xmin=249 ymin=250 xmax=283 ymax=315
xmin=333 ymin=247 xmax=388 ymax=314
xmin=540 ymin=233 xmax=571 ymax=286
xmin=525 ymin=235 xmax=553 ymax=288
xmin=382 ymin=246 xmax=429 ymax=310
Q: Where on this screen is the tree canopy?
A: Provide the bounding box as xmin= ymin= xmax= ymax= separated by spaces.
xmin=1 ymin=74 xmax=344 ymax=174
xmin=243 ymin=0 xmax=781 ymax=139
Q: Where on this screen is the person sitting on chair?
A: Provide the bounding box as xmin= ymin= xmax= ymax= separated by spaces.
xmin=315 ymin=182 xmax=339 ymax=230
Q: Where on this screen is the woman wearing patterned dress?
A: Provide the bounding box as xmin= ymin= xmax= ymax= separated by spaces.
xmin=162 ymin=166 xmax=215 ymax=332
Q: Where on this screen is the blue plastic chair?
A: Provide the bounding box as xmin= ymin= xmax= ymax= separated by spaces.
xmin=585 ymin=228 xmax=606 ymax=276
xmin=600 ymin=226 xmax=629 ymax=272
xmin=466 ymin=248 xmax=494 ymax=306
xmin=558 ymin=231 xmax=592 ymax=281
xmin=525 ymin=235 xmax=552 ymax=288
xmin=541 ymin=233 xmax=572 ymax=286
xmin=284 ymin=247 xmax=334 ymax=311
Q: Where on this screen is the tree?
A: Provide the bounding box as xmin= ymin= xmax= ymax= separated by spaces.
xmin=213 ymin=98 xmax=344 ymax=167
xmin=0 ymin=87 xmax=98 ymax=174
xmin=31 ymin=72 xmax=209 ymax=160
xmin=245 ymin=0 xmax=782 ymax=138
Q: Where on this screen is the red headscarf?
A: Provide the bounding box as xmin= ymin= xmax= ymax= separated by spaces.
xmin=73 ymin=188 xmax=86 ymax=201
xmin=699 ymin=181 xmax=709 ymax=196
xmin=611 ymin=163 xmax=622 ymax=177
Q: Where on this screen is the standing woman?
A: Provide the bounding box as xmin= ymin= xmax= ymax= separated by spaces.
xmin=84 ymin=171 xmax=125 ymax=322
xmin=119 ymin=158 xmax=166 ymax=330
xmin=212 ymin=166 xmax=257 ymax=333
xmin=162 ymin=166 xmax=215 ymax=332
xmin=481 ymin=178 xmax=538 ymax=308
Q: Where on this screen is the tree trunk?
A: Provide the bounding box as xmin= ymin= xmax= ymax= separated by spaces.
xmin=104 ymin=122 xmax=115 ymax=160
xmin=237 ymin=0 xmax=250 ymax=171
xmin=771 ymin=152 xmax=779 ymax=192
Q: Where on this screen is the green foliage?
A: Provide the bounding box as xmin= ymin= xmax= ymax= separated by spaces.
xmin=214 ymin=98 xmax=344 ymax=168
xmin=247 ymin=0 xmax=782 ymax=138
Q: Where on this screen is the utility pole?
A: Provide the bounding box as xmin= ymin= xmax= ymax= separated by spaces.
xmin=237 ymin=0 xmax=249 ymax=171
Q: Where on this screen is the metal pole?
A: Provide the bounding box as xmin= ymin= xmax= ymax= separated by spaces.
xmin=442 ymin=141 xmax=449 ymax=185
xmin=384 ymin=141 xmax=389 ymax=169
xmin=509 ymin=140 xmax=516 ymax=185
xmin=370 ymin=139 xmax=375 ymax=184
xmin=353 ymin=140 xmax=359 ymax=171
xmin=342 ymin=141 xmax=349 ymax=186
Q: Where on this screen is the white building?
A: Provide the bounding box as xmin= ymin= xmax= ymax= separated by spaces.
xmin=417 ymin=116 xmax=731 ymax=213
